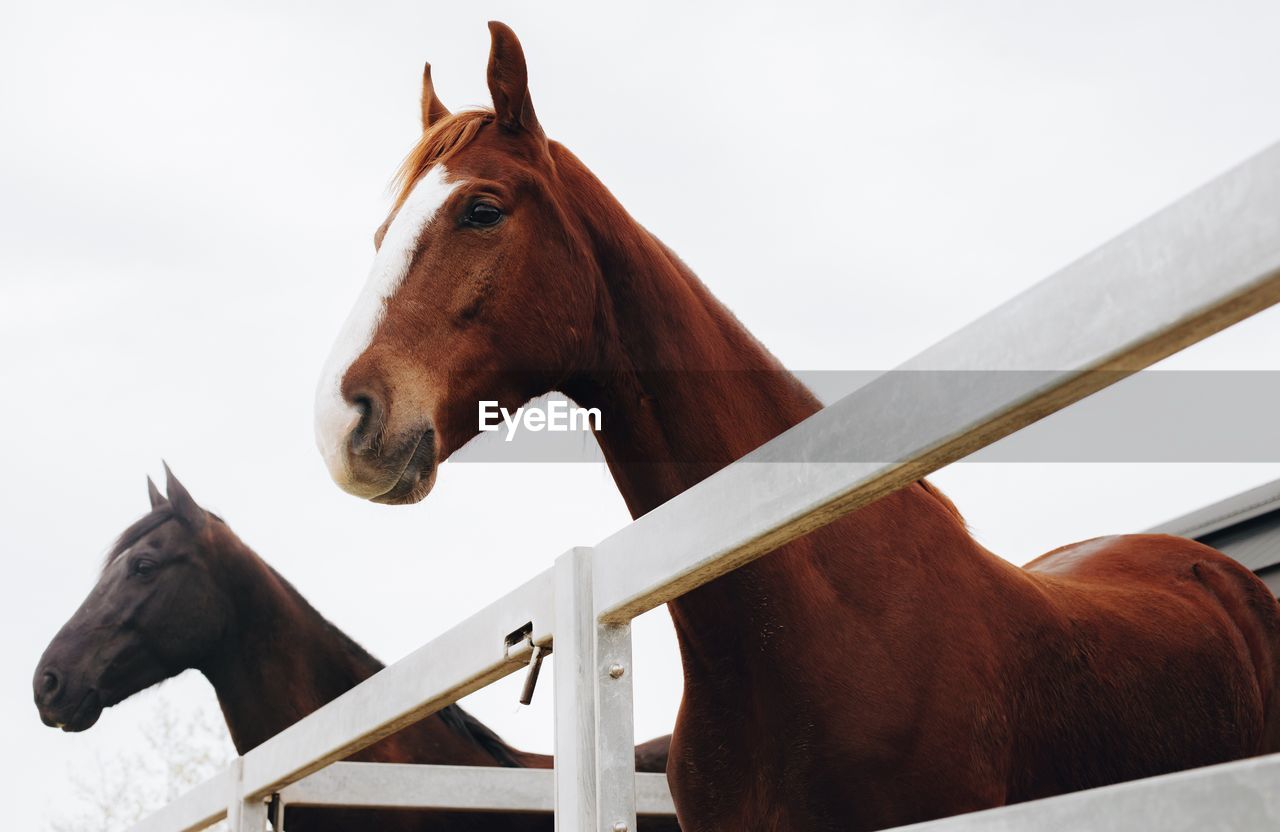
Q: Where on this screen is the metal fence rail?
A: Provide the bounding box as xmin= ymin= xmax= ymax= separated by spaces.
xmin=129 ymin=138 xmax=1280 ymax=832
xmin=276 ymin=763 xmax=675 ymax=816
xmin=129 ymin=762 xmax=675 ymax=831
xmin=128 ymin=767 xmax=232 ymax=832
xmin=894 ymin=753 xmax=1280 ymax=832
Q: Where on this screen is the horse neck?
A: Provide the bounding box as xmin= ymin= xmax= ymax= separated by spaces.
xmin=199 ymin=538 xmax=518 ymax=765
xmin=554 ymin=146 xmax=985 ymax=654
xmin=554 ymin=144 xmax=823 ymax=514
xmin=195 ymin=544 xmax=374 ymax=753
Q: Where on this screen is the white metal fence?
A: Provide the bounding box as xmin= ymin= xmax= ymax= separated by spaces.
xmin=128 ymin=139 xmax=1280 ymax=831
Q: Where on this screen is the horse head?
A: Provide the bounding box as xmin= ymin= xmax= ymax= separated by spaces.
xmin=33 ymin=466 xmax=234 ymax=731
xmin=314 ymin=22 xmax=617 ymax=505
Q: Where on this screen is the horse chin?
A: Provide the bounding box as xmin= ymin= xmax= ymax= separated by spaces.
xmin=372 ymin=460 xmax=437 ymax=505
xmin=370 ymin=431 xmax=438 ymax=505
xmin=42 ymin=689 xmax=104 ymax=733
xmin=60 ymin=710 xmax=102 ymax=732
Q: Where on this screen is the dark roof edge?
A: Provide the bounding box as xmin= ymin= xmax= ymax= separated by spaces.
xmin=1146 ymin=478 xmax=1280 ymax=539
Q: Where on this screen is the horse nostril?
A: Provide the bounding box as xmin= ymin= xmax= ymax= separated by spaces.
xmin=348 ymin=393 xmax=383 ymax=456
xmin=38 ymin=669 xmax=62 ymax=704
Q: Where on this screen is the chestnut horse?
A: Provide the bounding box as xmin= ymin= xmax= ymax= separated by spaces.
xmin=313 ymin=22 xmax=1280 ymax=831
xmin=34 ymin=468 xmax=676 ymax=832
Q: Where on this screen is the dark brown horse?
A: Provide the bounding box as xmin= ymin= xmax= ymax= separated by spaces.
xmin=312 ymin=22 xmax=1280 ymax=831
xmin=34 ymin=467 xmax=675 ymax=831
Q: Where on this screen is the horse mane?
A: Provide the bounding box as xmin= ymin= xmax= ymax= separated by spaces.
xmin=262 ymin=561 xmax=524 ymax=767
xmin=435 ymin=704 xmax=524 ymax=768
xmin=392 ymin=108 xmax=495 ymax=207
xmin=917 ymin=479 xmax=966 ymax=527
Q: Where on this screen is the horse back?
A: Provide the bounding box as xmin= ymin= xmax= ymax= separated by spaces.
xmin=1027 ymin=535 xmax=1280 ymax=679
xmin=1016 ymin=533 xmax=1280 ymax=794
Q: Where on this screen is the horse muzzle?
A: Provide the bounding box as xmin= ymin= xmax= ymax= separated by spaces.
xmin=33 ymin=665 xmax=104 ymax=732
xmin=319 ymin=409 xmax=439 ymax=505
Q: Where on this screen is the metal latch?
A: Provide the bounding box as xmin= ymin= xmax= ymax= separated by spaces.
xmin=505 ymin=624 xmax=551 ymax=705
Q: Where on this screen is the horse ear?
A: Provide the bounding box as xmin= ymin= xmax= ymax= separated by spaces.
xmin=421 ymin=62 xmax=452 ymax=131
xmin=147 ymin=475 xmax=166 ymax=509
xmin=486 ymin=21 xmax=541 ymax=135
xmin=163 ymin=462 xmax=206 ymax=531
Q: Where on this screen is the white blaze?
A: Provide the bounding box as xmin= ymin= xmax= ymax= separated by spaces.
xmin=314 ymin=165 xmax=458 ymax=488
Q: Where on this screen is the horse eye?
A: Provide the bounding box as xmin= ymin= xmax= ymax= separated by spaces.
xmin=465 ymin=201 xmax=503 ymax=227
xmin=131 ymin=558 xmax=157 ymax=578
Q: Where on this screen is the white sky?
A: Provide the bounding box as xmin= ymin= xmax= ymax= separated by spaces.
xmin=4 ymin=1 xmax=1280 ymax=827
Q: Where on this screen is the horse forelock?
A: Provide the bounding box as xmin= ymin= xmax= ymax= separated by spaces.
xmin=102 ymin=508 xmax=176 ymax=570
xmin=101 ymin=506 xmax=226 ymax=571
xmin=392 ymin=108 xmax=495 ymax=208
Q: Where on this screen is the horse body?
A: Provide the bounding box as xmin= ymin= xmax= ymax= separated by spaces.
xmin=34 ymin=470 xmax=676 ymax=832
xmin=312 ymin=23 xmax=1280 ymax=830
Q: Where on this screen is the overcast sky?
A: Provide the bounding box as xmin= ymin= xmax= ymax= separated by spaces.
xmin=4 ymin=1 xmax=1280 ymax=827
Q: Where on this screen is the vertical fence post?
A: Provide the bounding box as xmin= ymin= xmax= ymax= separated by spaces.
xmin=553 ymin=546 xmax=640 ymax=832
xmin=232 ymin=799 xmax=268 ymax=832
xmin=226 ymin=758 xmax=268 ymax=832
xmin=595 ymin=621 xmax=638 ymax=832
xmin=555 ymin=547 xmax=597 ymax=831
